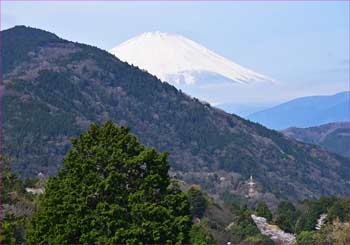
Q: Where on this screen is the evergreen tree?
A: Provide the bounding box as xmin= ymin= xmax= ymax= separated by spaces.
xmin=327 ymin=201 xmax=346 ymax=222
xmin=274 ymin=201 xmax=298 ymax=233
xmin=295 ymin=202 xmax=322 ymax=233
xmin=188 ymin=186 xmax=208 ymax=219
xmin=0 ymin=156 xmax=32 ymax=244
xmin=229 ymin=205 xmax=262 ymax=243
xmin=255 ymin=202 xmax=273 ymax=222
xmin=27 ymin=121 xmax=192 ymax=244
xmin=295 ymin=215 xmax=308 ymax=234
xmin=318 ymin=196 xmax=337 ymax=211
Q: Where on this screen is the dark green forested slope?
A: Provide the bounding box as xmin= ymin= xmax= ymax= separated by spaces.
xmin=2 ymin=26 xmax=350 ymax=202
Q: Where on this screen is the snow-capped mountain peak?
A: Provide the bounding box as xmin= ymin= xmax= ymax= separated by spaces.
xmin=110 ymin=32 xmax=273 ymax=85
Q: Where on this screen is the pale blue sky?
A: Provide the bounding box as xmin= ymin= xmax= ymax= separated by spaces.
xmin=2 ymin=1 xmax=349 ymax=104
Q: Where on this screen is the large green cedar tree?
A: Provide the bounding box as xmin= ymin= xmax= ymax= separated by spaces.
xmin=27 ymin=121 xmax=192 ymax=244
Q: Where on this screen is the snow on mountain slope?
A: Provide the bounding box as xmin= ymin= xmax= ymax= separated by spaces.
xmin=110 ymin=32 xmax=273 ymax=86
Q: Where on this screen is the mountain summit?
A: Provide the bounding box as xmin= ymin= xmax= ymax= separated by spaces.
xmin=110 ymin=32 xmax=272 ymax=86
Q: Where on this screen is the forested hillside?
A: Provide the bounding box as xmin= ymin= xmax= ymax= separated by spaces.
xmin=2 ymin=26 xmax=350 ymax=203
xmin=1 ymin=123 xmax=349 ymax=244
xmin=283 ymin=122 xmax=350 ymax=158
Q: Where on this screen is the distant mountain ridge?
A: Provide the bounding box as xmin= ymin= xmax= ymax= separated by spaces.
xmin=2 ymin=26 xmax=350 ymax=203
xmin=247 ymin=92 xmax=350 ymax=130
xmin=283 ymin=122 xmax=350 ymax=158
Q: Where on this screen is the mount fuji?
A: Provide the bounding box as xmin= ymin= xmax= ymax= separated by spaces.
xmin=110 ymin=32 xmax=274 ymax=109
xmin=110 ymin=31 xmax=272 ymax=85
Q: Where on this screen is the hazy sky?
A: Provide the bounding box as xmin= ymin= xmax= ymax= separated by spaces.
xmin=2 ymin=1 xmax=349 ymax=105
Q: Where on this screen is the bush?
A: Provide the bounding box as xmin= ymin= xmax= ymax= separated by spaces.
xmin=243 ymin=234 xmax=274 ymax=244
xmin=296 ymin=231 xmax=317 ymax=244
xmin=189 ymin=223 xmax=216 ymax=244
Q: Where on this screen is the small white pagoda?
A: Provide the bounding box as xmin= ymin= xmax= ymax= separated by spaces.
xmin=247 ymin=175 xmax=257 ymax=198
